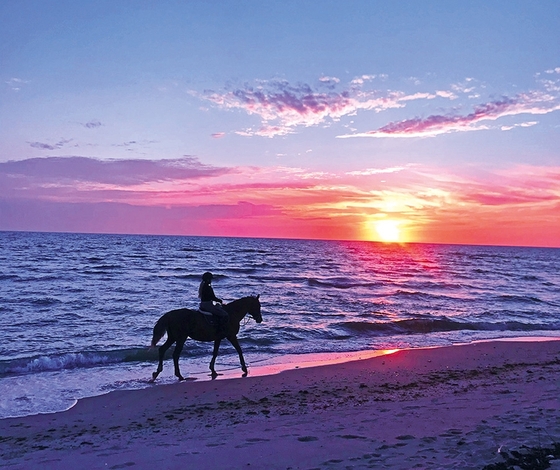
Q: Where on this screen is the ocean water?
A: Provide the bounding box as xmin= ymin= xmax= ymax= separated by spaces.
xmin=0 ymin=231 xmax=559 ymax=419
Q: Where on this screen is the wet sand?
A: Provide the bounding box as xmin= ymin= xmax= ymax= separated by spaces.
xmin=1 ymin=339 xmax=559 ymax=469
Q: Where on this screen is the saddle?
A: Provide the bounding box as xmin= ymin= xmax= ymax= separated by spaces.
xmin=197 ymin=308 xmax=227 ymax=337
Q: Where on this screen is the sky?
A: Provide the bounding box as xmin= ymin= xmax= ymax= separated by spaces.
xmin=1 ymin=0 xmax=559 ymax=247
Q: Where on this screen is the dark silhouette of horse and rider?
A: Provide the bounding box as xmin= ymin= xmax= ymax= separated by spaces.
xmin=150 ymin=272 xmax=262 ymax=381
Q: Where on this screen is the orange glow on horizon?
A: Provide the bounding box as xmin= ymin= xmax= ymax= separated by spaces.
xmin=3 ymin=157 xmax=558 ymax=248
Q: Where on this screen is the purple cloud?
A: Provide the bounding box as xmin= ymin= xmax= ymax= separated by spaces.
xmin=200 ymin=70 xmax=560 ymax=138
xmin=202 ymin=78 xmax=407 ymax=137
xmin=28 ymin=139 xmax=73 ymax=150
xmin=84 ymin=120 xmax=102 ymax=129
xmin=339 ymin=91 xmax=560 ymax=138
xmin=0 ymin=156 xmax=230 ymax=187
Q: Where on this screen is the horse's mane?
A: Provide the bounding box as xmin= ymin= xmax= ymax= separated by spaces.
xmin=225 ymin=295 xmax=259 ymax=307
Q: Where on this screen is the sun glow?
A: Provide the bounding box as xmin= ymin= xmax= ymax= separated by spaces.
xmin=373 ymin=220 xmax=402 ymax=243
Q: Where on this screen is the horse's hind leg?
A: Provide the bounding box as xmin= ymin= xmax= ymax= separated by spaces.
xmin=151 ymin=337 xmax=174 ymax=382
xmin=172 ymin=337 xmax=187 ymax=381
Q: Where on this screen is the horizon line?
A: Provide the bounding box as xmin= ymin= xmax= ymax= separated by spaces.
xmin=1 ymin=229 xmax=558 ymax=250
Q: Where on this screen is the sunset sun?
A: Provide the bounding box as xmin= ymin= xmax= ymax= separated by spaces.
xmin=373 ymin=220 xmax=402 ymax=243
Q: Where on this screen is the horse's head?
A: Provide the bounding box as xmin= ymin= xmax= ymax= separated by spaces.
xmin=247 ymin=294 xmax=262 ymax=323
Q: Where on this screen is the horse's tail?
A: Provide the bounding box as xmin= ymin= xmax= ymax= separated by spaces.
xmin=151 ymin=314 xmax=168 ymax=348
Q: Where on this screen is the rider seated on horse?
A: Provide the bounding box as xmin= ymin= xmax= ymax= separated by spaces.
xmin=198 ymin=272 xmax=228 ymax=337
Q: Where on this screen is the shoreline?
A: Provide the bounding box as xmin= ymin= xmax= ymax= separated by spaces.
xmin=1 ymin=338 xmax=559 ymax=469
xmin=233 ymin=335 xmax=560 ymax=378
xmin=2 ymin=335 xmax=558 ymax=422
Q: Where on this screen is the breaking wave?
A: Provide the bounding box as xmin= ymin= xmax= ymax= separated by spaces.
xmin=338 ymin=318 xmax=560 ymax=336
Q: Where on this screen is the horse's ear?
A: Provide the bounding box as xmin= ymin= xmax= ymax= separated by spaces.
xmin=256 ymin=294 xmax=260 ymax=300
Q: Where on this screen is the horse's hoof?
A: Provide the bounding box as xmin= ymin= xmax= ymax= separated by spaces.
xmin=242 ymin=371 xmax=248 ymax=378
xmin=178 ymin=376 xmax=185 ymax=381
xmin=211 ymin=371 xmax=218 ymax=380
xmin=151 ymin=372 xmax=158 ymax=381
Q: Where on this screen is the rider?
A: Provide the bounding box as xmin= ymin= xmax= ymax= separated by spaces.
xmin=198 ymin=272 xmax=229 ymax=337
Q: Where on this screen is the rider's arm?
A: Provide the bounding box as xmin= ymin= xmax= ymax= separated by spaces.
xmin=208 ymin=286 xmax=222 ymax=303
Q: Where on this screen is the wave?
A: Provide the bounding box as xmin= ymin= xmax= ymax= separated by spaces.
xmin=0 ymin=352 xmax=118 ymax=376
xmin=521 ymin=275 xmax=540 ymax=281
xmin=0 ymin=333 xmax=282 ymax=377
xmin=13 ymin=275 xmax=61 ymax=283
xmin=497 ymin=294 xmax=556 ymax=306
xmin=404 ymin=280 xmax=465 ymax=290
xmin=157 ymin=273 xmax=201 ymax=280
xmin=0 ymin=338 xmax=262 ymax=377
xmin=308 ymin=278 xmax=381 ymax=289
xmin=226 ymin=268 xmax=257 ymax=274
xmin=29 ymin=297 xmax=61 ymax=306
xmin=337 ymin=318 xmax=560 ymax=336
xmin=84 ymin=264 xmax=123 ymax=271
xmin=0 ymin=348 xmax=159 ymax=377
xmin=390 ymin=289 xmax=457 ymax=302
xmin=252 ymin=275 xmax=302 ymax=282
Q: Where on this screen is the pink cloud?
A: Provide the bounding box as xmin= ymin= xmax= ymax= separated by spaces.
xmin=339 ymin=91 xmax=560 ymax=138
xmin=461 ymin=188 xmax=558 ymax=206
xmin=235 ymin=124 xmax=295 ymax=138
xmin=201 ymin=78 xmax=411 ymax=137
xmin=200 ymin=70 xmax=560 ymax=139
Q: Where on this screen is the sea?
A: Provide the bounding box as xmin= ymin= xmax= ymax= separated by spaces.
xmin=0 ymin=231 xmax=559 ymax=419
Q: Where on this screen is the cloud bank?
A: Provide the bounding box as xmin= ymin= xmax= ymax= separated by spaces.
xmin=0 ymin=156 xmax=230 ymax=187
xmin=340 ymin=94 xmax=560 ymax=138
xmin=1 ymin=155 xmax=558 ymax=246
xmin=199 ymin=69 xmax=560 ymax=139
xmin=200 ymin=77 xmax=459 ymax=137
xmin=338 ymin=77 xmax=560 ymax=138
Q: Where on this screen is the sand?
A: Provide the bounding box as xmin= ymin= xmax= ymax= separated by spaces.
xmin=1 ymin=339 xmax=559 ymax=469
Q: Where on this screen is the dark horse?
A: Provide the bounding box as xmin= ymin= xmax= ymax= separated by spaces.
xmin=150 ymin=295 xmax=262 ymax=381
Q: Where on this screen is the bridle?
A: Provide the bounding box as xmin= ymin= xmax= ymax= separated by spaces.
xmin=243 ymin=310 xmax=259 ymax=326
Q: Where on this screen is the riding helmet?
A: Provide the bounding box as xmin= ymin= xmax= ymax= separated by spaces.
xmin=202 ymin=271 xmax=213 ymax=282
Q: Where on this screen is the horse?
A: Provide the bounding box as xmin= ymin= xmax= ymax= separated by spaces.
xmin=150 ymin=295 xmax=262 ymax=381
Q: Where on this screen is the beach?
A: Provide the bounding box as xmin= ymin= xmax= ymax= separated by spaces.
xmin=1 ymin=339 xmax=559 ymax=469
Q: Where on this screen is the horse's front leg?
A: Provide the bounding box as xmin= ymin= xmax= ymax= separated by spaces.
xmin=209 ymin=339 xmax=222 ymax=379
xmin=151 ymin=337 xmax=174 ymax=382
xmin=228 ymin=336 xmax=248 ymax=376
xmin=172 ymin=337 xmax=187 ymax=381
